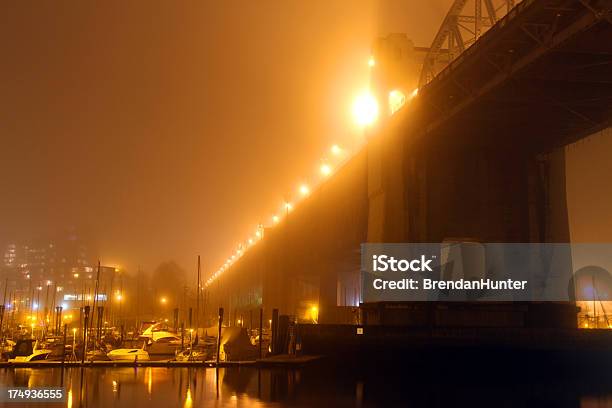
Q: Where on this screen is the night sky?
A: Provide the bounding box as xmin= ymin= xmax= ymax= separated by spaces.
xmin=2 ymin=1 xmax=608 ymax=276
xmin=0 ymin=1 xmax=453 ymax=273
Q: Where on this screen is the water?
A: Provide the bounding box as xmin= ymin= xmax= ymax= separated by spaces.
xmin=1 ymin=365 xmax=611 ymax=407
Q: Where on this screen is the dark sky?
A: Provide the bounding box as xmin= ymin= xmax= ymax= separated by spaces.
xmin=0 ymin=1 xmax=452 ymax=273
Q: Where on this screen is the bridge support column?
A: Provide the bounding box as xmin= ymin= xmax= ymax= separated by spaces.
xmin=367 ymin=128 xmax=407 ymax=243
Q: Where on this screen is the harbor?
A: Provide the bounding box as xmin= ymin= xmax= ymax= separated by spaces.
xmin=2 ymin=0 xmax=612 ymax=406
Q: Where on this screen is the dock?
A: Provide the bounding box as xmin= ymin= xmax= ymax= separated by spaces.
xmin=0 ymin=354 xmax=324 ymax=369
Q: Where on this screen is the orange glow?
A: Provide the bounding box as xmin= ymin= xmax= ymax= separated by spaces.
xmin=310 ymin=305 xmax=319 ymax=323
xmin=299 ymin=184 xmax=310 ymax=196
xmin=389 ymin=90 xmax=406 ymax=114
xmin=352 ymin=92 xmax=378 ymax=126
xmin=320 ymin=163 xmax=332 ymax=176
xmin=272 ymin=215 xmax=280 ymax=224
xmin=184 ymin=387 xmax=193 ymax=408
xmin=368 ymin=56 xmax=375 ymax=67
xmin=330 ymin=144 xmax=342 ymax=156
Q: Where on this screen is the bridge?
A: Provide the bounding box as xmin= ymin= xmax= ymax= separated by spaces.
xmin=205 ymin=0 xmax=612 ymax=326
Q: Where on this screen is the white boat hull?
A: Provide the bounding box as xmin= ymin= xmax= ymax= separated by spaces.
xmin=107 ymin=349 xmax=150 ymax=361
xmin=8 ymin=350 xmax=53 ymax=362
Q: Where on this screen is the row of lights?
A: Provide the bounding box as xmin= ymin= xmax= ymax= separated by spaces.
xmin=205 ymin=142 xmax=348 ymax=287
xmin=205 ymin=56 xmax=419 ymax=287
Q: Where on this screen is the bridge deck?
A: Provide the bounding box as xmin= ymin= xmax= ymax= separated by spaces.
xmin=407 ymin=0 xmax=612 ymax=151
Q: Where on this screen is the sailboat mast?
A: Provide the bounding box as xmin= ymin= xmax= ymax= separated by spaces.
xmin=196 ymin=255 xmax=200 ymax=331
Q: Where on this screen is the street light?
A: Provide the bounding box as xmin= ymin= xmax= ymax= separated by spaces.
xmin=352 ymin=92 xmax=379 ymax=126
xmin=160 ymin=297 xmax=167 ymax=305
xmin=320 ymin=163 xmax=332 ymax=177
xmin=310 ymin=306 xmax=319 ymax=324
xmin=389 ymin=89 xmax=406 ymax=115
xmin=299 ymin=184 xmax=310 ymax=197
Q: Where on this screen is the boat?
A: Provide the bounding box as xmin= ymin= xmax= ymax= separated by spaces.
xmin=8 ymin=340 xmax=54 ymax=362
xmin=146 ymin=335 xmax=182 ymax=355
xmin=202 ymin=326 xmax=259 ymax=361
xmin=139 ymin=322 xmax=180 ymax=342
xmin=87 ymin=348 xmax=111 ymax=361
xmin=1 ymin=339 xmax=16 ymax=358
xmin=174 ymin=348 xmax=208 ymax=362
xmin=107 ymin=343 xmax=150 ymax=361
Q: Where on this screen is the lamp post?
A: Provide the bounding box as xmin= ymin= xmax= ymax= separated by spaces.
xmin=115 ymin=292 xmax=123 ymax=328
xmin=160 ymin=297 xmax=167 ymax=321
xmin=189 ymin=328 xmax=194 ymax=358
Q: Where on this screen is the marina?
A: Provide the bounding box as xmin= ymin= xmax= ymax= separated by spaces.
xmin=1 ymin=0 xmax=612 ymax=406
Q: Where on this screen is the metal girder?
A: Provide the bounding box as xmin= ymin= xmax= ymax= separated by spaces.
xmin=577 ymin=0 xmax=612 ymax=24
xmin=421 ymin=3 xmax=603 ymax=140
xmin=419 ymin=0 xmax=519 ymax=87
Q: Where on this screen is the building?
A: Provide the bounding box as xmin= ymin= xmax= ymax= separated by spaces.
xmin=0 ymin=229 xmax=98 ymax=328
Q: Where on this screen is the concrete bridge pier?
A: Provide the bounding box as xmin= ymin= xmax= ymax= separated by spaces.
xmin=368 ymin=127 xmax=571 ymax=245
xmin=365 ymin=127 xmax=577 ymax=328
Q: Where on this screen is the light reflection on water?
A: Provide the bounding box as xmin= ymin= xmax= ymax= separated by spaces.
xmin=1 ymin=366 xmax=611 ymax=407
xmin=3 ymin=366 xmax=283 ymax=408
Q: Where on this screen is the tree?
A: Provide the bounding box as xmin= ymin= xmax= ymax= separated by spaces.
xmin=151 ymin=261 xmax=187 ymax=309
